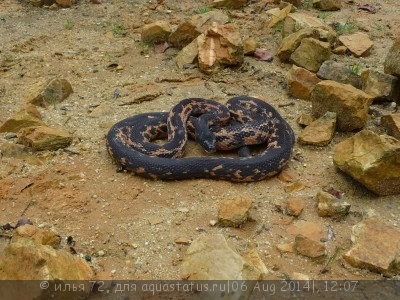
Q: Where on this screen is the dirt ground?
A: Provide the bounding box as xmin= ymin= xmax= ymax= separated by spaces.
xmin=0 ymin=0 xmax=399 ymax=281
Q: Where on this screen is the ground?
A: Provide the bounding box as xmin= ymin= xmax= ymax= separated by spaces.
xmin=0 ymin=0 xmax=399 ymax=281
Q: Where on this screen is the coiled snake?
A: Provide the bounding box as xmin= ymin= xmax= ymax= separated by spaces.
xmin=106 ymin=96 xmax=295 ymax=182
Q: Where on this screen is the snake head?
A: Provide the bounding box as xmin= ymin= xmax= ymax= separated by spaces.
xmin=196 ymin=129 xmax=217 ymax=153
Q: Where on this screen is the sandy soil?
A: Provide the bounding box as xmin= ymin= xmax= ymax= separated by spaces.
xmin=0 ymin=0 xmax=399 ymax=280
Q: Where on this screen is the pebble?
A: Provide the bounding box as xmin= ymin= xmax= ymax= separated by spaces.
xmin=98 ymin=250 xmax=105 ymax=257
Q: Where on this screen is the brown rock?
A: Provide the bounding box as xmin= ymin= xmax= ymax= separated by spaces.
xmin=169 ymin=11 xmax=229 ymax=49
xmin=89 ymin=103 xmax=112 ymax=117
xmin=338 ymin=32 xmax=374 ymax=57
xmin=275 ymin=243 xmax=295 ymax=253
xmin=286 ymin=65 xmax=322 ymax=100
xmin=290 ymin=38 xmax=331 ymax=72
xmin=243 ymin=37 xmax=259 ymax=55
xmin=361 ymin=69 xmax=400 ymax=102
xmin=211 ymin=0 xmax=248 ymax=9
xmin=287 ymin=220 xmax=324 ymax=242
xmin=297 ymin=114 xmax=314 ymax=126
xmin=218 ymin=196 xmax=253 ymax=227
xmin=25 ymin=78 xmax=73 ymax=107
xmin=313 ymin=0 xmax=342 ymax=11
xmin=175 ymin=38 xmax=199 ymax=69
xmin=174 ymin=237 xmax=191 ymax=245
xmin=343 ymin=218 xmax=400 ymax=276
xmin=12 ymin=225 xmax=61 ymax=249
xmin=311 ymin=80 xmax=373 ymax=131
xmin=316 ymin=190 xmax=351 ymax=219
xmin=0 ymin=142 xmax=30 ymax=158
xmin=381 ymin=114 xmax=400 ymax=140
xmin=285 ymin=198 xmax=304 ymax=217
xmin=141 ymin=21 xmax=172 ymax=44
xmin=17 ymin=126 xmax=73 ymax=151
xmin=0 ymin=104 xmax=45 ymax=133
xmin=197 ymin=23 xmax=244 ymax=74
xmin=56 ymin=0 xmax=73 ymax=7
xmin=384 ymin=37 xmax=400 ymax=77
xmin=294 ymin=234 xmax=326 ymax=258
xmin=283 ymin=12 xmax=326 ymax=37
xmin=333 ymin=130 xmax=400 ymax=195
xmin=298 ymin=111 xmax=336 ymax=146
xmin=276 ymin=27 xmax=336 ymax=62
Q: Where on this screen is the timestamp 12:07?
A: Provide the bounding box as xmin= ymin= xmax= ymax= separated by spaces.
xmin=324 ymin=280 xmax=358 ymax=292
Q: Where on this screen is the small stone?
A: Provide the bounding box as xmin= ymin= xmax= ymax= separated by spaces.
xmin=17 ymin=126 xmax=73 ymax=151
xmin=89 ymin=103 xmax=112 ymax=118
xmin=313 ymin=0 xmax=342 ymax=11
xmin=285 ymin=198 xmax=304 ymax=217
xmin=381 ymin=114 xmax=400 ymax=140
xmin=243 ymin=37 xmax=259 ymax=55
xmin=287 ymin=220 xmax=325 ymax=242
xmin=25 ymin=78 xmax=73 ymax=107
xmin=298 ymin=111 xmax=337 ymax=146
xmin=291 ymin=272 xmax=310 ymax=280
xmin=141 ymin=21 xmax=172 ymax=44
xmin=297 ymin=114 xmax=314 ymax=126
xmin=218 ymin=196 xmax=253 ymax=227
xmin=56 ymin=0 xmax=73 ymax=7
xmin=294 ymin=234 xmax=326 ymax=258
xmin=98 ymin=250 xmax=105 ymax=257
xmin=209 ymin=220 xmax=218 ymax=226
xmin=316 ymin=190 xmax=351 ymax=219
xmin=276 ymin=243 xmax=295 ymax=253
xmin=338 ymin=32 xmax=374 ymax=57
xmin=174 ymin=237 xmax=191 ymax=245
xmin=211 ymin=0 xmax=248 ymax=9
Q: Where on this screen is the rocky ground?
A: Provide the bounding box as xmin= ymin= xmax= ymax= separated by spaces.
xmin=0 ymin=0 xmax=400 ymax=285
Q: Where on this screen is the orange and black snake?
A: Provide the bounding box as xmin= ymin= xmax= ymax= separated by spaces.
xmin=106 ymin=96 xmax=295 ymax=182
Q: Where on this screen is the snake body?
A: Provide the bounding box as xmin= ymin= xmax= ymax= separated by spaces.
xmin=106 ymin=96 xmax=295 ymax=182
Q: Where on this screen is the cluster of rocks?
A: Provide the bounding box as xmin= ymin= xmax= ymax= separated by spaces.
xmin=180 ymin=191 xmax=400 ymax=281
xmin=0 ymin=78 xmax=74 ymax=155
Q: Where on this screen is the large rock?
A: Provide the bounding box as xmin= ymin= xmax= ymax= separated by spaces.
xmin=343 ymin=218 xmax=400 ymax=276
xmin=141 ymin=21 xmax=172 ymax=44
xmin=0 ymin=104 xmax=45 ymax=133
xmin=197 ymin=23 xmax=243 ymax=74
xmin=17 ymin=126 xmax=73 ymax=151
xmin=290 ymin=37 xmax=331 ymax=72
xmin=169 ymin=11 xmax=229 ymax=49
xmin=317 ymin=60 xmax=362 ymax=89
xmin=361 ymin=69 xmax=400 ymax=102
xmin=0 ymin=225 xmax=93 ymax=298
xmin=338 ymin=32 xmax=374 ymax=57
xmin=384 ymin=37 xmax=400 ymax=77
xmin=181 ymin=234 xmax=266 ymax=299
xmin=282 ymin=12 xmax=326 ymax=37
xmin=286 ymin=65 xmax=322 ymax=100
xmin=298 ymin=111 xmax=336 ymax=146
xmin=25 ymin=78 xmax=73 ymax=107
xmin=333 ymin=130 xmax=400 ymax=195
xmin=311 ymin=80 xmax=373 ymax=131
xmin=276 ymin=27 xmax=336 ymax=62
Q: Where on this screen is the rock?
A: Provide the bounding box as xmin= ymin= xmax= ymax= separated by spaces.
xmin=313 ymin=0 xmax=342 ymax=11
xmin=291 ymin=272 xmax=310 ymax=281
xmin=243 ymin=37 xmax=259 ymax=55
xmin=267 ymin=4 xmax=293 ymax=28
xmin=287 ymin=220 xmax=325 ymax=242
xmin=332 ymin=45 xmax=347 ymax=55
xmin=169 ymin=11 xmax=229 ymax=49
xmin=0 ymin=226 xmax=93 ymax=280
xmin=218 ymin=196 xmax=253 ymax=227
xmin=181 ymin=234 xmax=263 ymax=292
xmin=211 ymin=0 xmax=248 ymax=9
xmin=0 ymin=104 xmax=45 ymax=133
xmin=197 ymin=23 xmax=243 ymax=74
xmin=381 ymin=114 xmax=400 ymax=140
xmin=298 ymin=111 xmax=336 ymax=146
xmin=276 ymin=27 xmax=337 ymax=62
xmin=286 ymin=65 xmax=322 ymax=100
xmin=361 ymin=69 xmax=400 ymax=102
xmin=56 ymin=0 xmax=73 ymax=7
xmin=290 ymin=38 xmax=331 ymax=72
xmin=297 ymin=114 xmax=314 ymax=126
xmin=317 ymin=60 xmax=362 ymax=89
xmin=294 ymin=234 xmax=326 ymax=258
xmin=89 ymin=103 xmax=112 ymax=117
xmin=338 ymin=32 xmax=374 ymax=57
xmin=384 ymin=37 xmax=400 ymax=77
xmin=175 ymin=38 xmax=199 ymax=69
xmin=25 ymin=78 xmax=73 ymax=107
xmin=141 ymin=21 xmax=172 ymax=44
xmin=343 ymin=218 xmax=400 ymax=276
xmin=0 ymin=142 xmax=30 ymax=158
xmin=17 ymin=126 xmax=73 ymax=151
xmin=316 ymin=190 xmax=351 ymax=219
xmin=283 ymin=12 xmax=326 ymax=37
xmin=174 ymin=237 xmax=191 ymax=245
xmin=311 ymin=80 xmax=373 ymax=131
xmin=276 ymin=243 xmax=295 ymax=253
xmin=285 ymin=198 xmax=304 ymax=217
xmin=120 ymin=82 xmax=163 ymax=104
xmin=241 ymin=248 xmax=269 ymax=279
xmin=333 ymin=129 xmax=400 ymax=195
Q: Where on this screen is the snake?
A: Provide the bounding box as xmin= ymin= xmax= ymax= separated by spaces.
xmin=106 ymin=96 xmax=295 ymax=182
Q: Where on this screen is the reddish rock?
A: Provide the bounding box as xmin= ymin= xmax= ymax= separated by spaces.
xmin=286 ymin=65 xmax=322 ymax=100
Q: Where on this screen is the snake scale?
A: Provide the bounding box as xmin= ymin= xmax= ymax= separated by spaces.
xmin=106 ymin=96 xmax=295 ymax=182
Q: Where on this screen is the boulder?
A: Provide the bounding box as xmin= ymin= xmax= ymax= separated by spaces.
xmin=290 ymin=37 xmax=331 ymax=72
xmin=25 ymin=78 xmax=73 ymax=107
xmin=286 ymin=65 xmax=322 ymax=100
xmin=311 ymin=80 xmax=373 ymax=131
xmin=333 ymin=130 xmax=400 ymax=195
